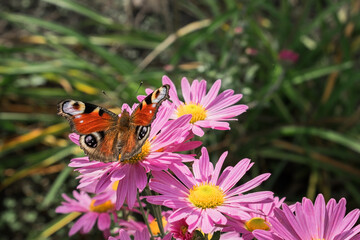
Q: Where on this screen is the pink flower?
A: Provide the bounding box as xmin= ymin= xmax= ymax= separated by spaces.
xmin=161 ymin=76 xmax=248 ymax=136
xmin=226 ymin=196 xmax=285 ymax=240
xmin=69 ymin=104 xmax=201 ymax=210
xmin=278 ymin=49 xmax=299 ymax=63
xmin=55 ymin=190 xmax=116 ymax=236
xmin=253 ymin=194 xmax=360 ymax=240
xmin=166 ymin=218 xmax=194 ymax=240
xmin=147 ymin=147 xmax=273 ymax=234
xmin=108 ymin=229 xmax=150 ymax=240
xmin=221 ymin=231 xmax=244 ymax=240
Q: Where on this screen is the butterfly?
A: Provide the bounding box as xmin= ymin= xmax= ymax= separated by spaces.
xmin=57 ymin=85 xmax=170 ymax=162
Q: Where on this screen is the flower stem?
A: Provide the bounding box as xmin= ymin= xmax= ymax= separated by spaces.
xmin=137 ymin=190 xmax=154 ymax=240
xmin=145 ymin=187 xmax=165 ymax=237
xmin=154 ymin=203 xmax=165 ymax=236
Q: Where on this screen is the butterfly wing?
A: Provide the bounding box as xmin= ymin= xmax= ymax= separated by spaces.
xmin=118 ymin=85 xmax=170 ymax=161
xmin=58 ymin=100 xmax=120 ymax=162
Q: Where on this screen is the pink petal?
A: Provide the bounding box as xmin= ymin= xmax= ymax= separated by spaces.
xmin=97 ymin=213 xmax=111 ymax=231
xmin=210 ymin=151 xmax=228 ymax=184
xmin=69 ymin=212 xmax=97 ymax=236
xmin=200 ymin=211 xmax=214 ymax=234
xmin=195 ymin=120 xmax=230 ymax=130
xmin=134 ymin=164 xmax=147 ymax=191
xmin=181 ymin=77 xmax=191 ymax=103
xmin=227 ymin=173 xmax=271 ymax=196
xmin=150 ymin=170 xmax=189 ymax=195
xmin=186 ymin=209 xmax=202 ymax=233
xmin=206 ymin=208 xmax=227 ymax=225
xmin=208 ymin=92 xmax=242 ymax=112
xmin=126 ymin=172 xmax=138 ymax=208
xmin=116 ymin=178 xmax=128 ymax=210
xmin=95 ymin=167 xmax=116 ymax=193
xmin=219 ymin=158 xmax=251 ymax=192
xmin=192 ymin=125 xmax=204 ymax=136
xmin=169 ymin=163 xmax=196 ymax=189
xmin=162 ymin=75 xmax=182 ymax=106
xmin=193 ymin=147 xmax=211 ymax=182
xmin=253 ymin=230 xmax=282 ymax=240
xmin=190 ymin=79 xmax=199 ymax=103
xmin=228 ymin=191 xmax=274 ymax=204
xmin=201 ymin=79 xmax=221 ymax=108
xmin=69 ymin=133 xmax=80 ymax=145
xmin=169 ymin=208 xmax=193 ymax=222
xmin=197 ymin=80 xmax=207 ymax=103
xmin=207 ymin=105 xmax=248 ymax=120
xmin=118 ymin=229 xmax=131 ymax=240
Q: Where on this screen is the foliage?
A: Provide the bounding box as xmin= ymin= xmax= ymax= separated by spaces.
xmin=0 ymin=0 xmax=359 ymax=239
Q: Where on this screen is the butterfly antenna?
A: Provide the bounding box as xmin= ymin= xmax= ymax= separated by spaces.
xmin=135 ymin=81 xmax=144 ymax=95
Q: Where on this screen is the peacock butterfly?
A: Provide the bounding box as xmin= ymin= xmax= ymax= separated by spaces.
xmin=57 ymin=85 xmax=170 ymax=162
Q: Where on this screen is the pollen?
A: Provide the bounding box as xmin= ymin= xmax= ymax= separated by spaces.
xmin=89 ymin=200 xmax=115 ymax=213
xmin=176 ymin=103 xmax=207 ymax=124
xmin=244 ymin=217 xmax=270 ymax=231
xmin=121 ymin=140 xmax=151 ymax=164
xmin=188 ymin=183 xmax=225 ymax=209
xmin=149 ymin=216 xmax=167 ymax=235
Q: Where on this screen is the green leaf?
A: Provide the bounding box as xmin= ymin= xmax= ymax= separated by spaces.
xmin=278 ymin=126 xmax=360 ymax=154
xmin=42 ymin=0 xmax=114 ymax=26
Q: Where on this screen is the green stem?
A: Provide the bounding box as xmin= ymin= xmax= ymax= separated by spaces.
xmin=137 ymin=190 xmax=154 ymax=240
xmin=145 ymin=187 xmax=165 ymax=237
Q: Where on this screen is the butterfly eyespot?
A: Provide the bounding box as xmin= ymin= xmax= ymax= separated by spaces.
xmin=85 ymin=134 xmax=97 ymax=148
xmin=138 ymin=126 xmax=148 ymax=140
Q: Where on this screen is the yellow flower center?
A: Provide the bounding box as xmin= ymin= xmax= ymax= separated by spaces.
xmin=177 ymin=103 xmax=207 ymax=124
xmin=188 ymin=183 xmax=225 ymax=209
xmin=245 ymin=217 xmax=270 ymax=231
xmin=89 ymin=200 xmax=115 ymax=213
xmin=149 ymin=217 xmax=167 ymax=235
xmin=112 ymin=180 xmax=119 ymax=191
xmin=121 ymin=140 xmax=151 ymax=164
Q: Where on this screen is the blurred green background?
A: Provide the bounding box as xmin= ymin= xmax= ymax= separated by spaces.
xmin=1 ymin=0 xmax=359 ymax=239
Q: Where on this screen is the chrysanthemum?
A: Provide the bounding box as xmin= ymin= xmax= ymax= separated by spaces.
xmin=108 ymin=229 xmax=150 ymax=240
xmin=226 ymin=196 xmax=285 ymax=240
xmin=161 ymin=75 xmax=248 ymax=136
xmin=166 ymin=217 xmax=243 ymax=240
xmin=114 ymin=211 xmax=170 ymax=240
xmin=69 ymin=103 xmax=201 ymax=209
xmin=147 ymin=147 xmax=273 ymax=234
xmin=253 ymin=194 xmax=360 ymax=240
xmin=55 ymin=190 xmax=116 ymax=236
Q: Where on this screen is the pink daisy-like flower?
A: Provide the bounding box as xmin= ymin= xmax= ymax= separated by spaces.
xmin=147 ymin=147 xmax=273 ymax=234
xmin=167 ymin=217 xmax=244 ymax=240
xmin=226 ymin=196 xmax=285 ymax=240
xmin=253 ymin=194 xmax=360 ymax=240
xmin=109 ymin=228 xmax=150 ymax=240
xmin=114 ymin=211 xmax=170 ymax=240
xmin=221 ymin=231 xmax=244 ymax=240
xmin=161 ymin=75 xmax=248 ymax=136
xmin=55 ymin=190 xmax=116 ymax=236
xmin=69 ymin=103 xmax=201 ymax=210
